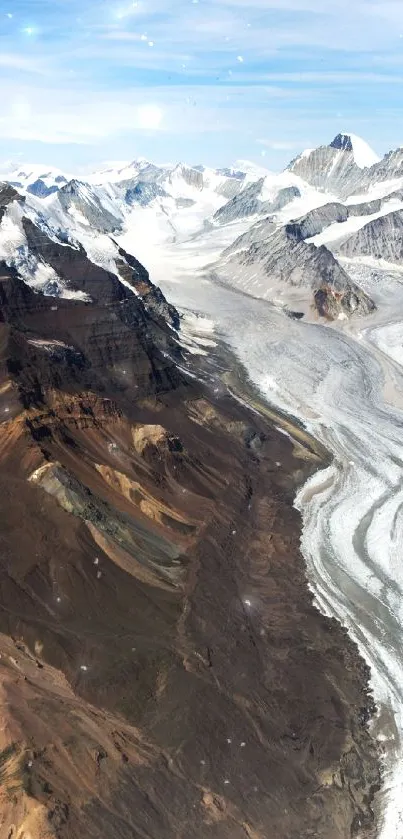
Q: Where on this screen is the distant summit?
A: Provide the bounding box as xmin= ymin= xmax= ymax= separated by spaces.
xmin=287 ymin=132 xmax=381 ymax=195
xmin=329 ymin=133 xmax=380 ymax=169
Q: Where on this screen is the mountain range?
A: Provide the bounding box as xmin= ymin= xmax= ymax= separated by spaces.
xmin=0 ymin=131 xmax=395 ymax=839
xmin=2 ymin=131 xmax=403 ymax=323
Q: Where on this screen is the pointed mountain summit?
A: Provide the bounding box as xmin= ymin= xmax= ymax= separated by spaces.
xmin=329 ymin=133 xmax=380 ymax=169
xmin=287 ymin=133 xmax=380 ymax=197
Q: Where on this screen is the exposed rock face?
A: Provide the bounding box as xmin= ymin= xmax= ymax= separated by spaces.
xmin=339 ymin=209 xmax=403 ymax=262
xmin=217 ymin=223 xmax=375 ymax=318
xmin=260 ymin=230 xmax=375 ymax=317
xmin=269 ymin=184 xmax=301 ymax=212
xmin=288 ymin=144 xmax=362 ymax=197
xmin=330 ymin=133 xmax=357 ymax=153
xmin=286 ymin=202 xmax=348 ymax=241
xmin=27 ymin=178 xmax=60 ymax=198
xmin=22 ymin=217 xmax=128 ymax=303
xmin=347 ymin=199 xmax=382 ymax=216
xmin=386 ymin=187 xmax=403 ymax=202
xmin=0 ymin=248 xmax=380 ymax=838
xmin=223 ymin=216 xmax=277 ymax=256
xmin=214 ymin=182 xmax=300 ymax=225
xmin=214 ymin=178 xmax=265 ymax=223
xmin=0 ymin=182 xmax=23 ymax=222
xmin=125 ymin=181 xmax=168 ymax=206
xmin=362 ymin=147 xmax=403 ymax=189
xmin=167 ymin=164 xmax=204 ymax=191
xmin=113 ymin=241 xmax=180 ymax=330
xmin=0 ymin=261 xmax=181 ymax=406
xmin=175 ymin=196 xmax=196 ymax=208
xmin=216 ymin=166 xmax=246 ymax=180
xmin=57 ymin=179 xmax=122 ymax=233
xmin=214 ymin=177 xmax=244 ymax=201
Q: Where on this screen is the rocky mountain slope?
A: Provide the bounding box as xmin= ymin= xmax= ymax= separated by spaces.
xmin=213 ymin=180 xmax=301 ymax=224
xmin=338 ymin=209 xmax=403 ymax=263
xmin=288 ymin=133 xmax=403 ymax=205
xmin=286 ymin=202 xmax=349 ymax=240
xmin=216 ymin=223 xmax=375 ymax=318
xmin=0 ymin=150 xmax=383 ymax=839
xmin=287 ymin=134 xmax=371 ymax=198
xmin=6 ymin=134 xmax=402 ymax=323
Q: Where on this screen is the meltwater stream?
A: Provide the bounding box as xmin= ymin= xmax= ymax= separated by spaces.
xmin=123 ymin=228 xmax=403 ymax=837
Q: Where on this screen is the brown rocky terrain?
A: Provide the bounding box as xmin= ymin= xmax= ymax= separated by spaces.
xmin=0 ymin=245 xmax=381 ymax=839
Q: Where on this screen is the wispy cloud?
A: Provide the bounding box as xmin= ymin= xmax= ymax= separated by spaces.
xmin=257 ymin=139 xmax=298 ymax=150
xmin=0 ymin=52 xmax=48 ymax=74
xmin=1 ymin=0 xmax=403 ymax=168
xmin=0 ymin=80 xmax=301 ymax=146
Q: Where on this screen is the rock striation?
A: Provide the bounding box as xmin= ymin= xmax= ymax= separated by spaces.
xmin=339 ymin=209 xmax=403 ymax=262
xmin=0 ymin=159 xmax=382 ymax=839
xmin=214 ymin=182 xmax=301 ymax=224
xmin=286 ymin=202 xmax=349 ymax=240
xmin=217 ymin=221 xmax=375 ymax=318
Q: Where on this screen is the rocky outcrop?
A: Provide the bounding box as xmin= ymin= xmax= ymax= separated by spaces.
xmin=0 ymin=182 xmax=24 ymax=222
xmin=268 ymin=184 xmax=301 ymax=212
xmin=287 ymin=135 xmax=375 ymax=198
xmin=57 ymin=179 xmax=122 ymax=233
xmin=125 ymin=181 xmax=168 ymax=206
xmin=361 ymin=147 xmax=403 ymax=190
xmin=217 ymin=226 xmax=375 ymax=319
xmin=214 ymin=182 xmax=300 ymax=225
xmin=22 ymin=217 xmax=127 ymax=303
xmin=346 ymin=191 xmax=403 ymax=217
xmin=347 ymin=198 xmax=382 ymax=216
xmin=214 ymin=178 xmax=265 ymax=223
xmin=214 ymin=177 xmax=244 ymax=201
xmin=175 ymin=197 xmax=196 ymax=208
xmin=386 ymin=187 xmax=403 ymax=202
xmin=113 ymin=241 xmax=180 ymax=330
xmin=0 ymin=254 xmax=381 ymax=839
xmin=0 ymin=261 xmax=181 ymax=407
xmin=286 ymin=202 xmax=348 ymax=241
xmin=339 ymin=209 xmax=403 ymax=262
xmin=166 ymin=164 xmax=204 ymax=191
xmin=223 ymin=216 xmax=277 ymax=256
xmin=27 ymin=178 xmax=59 ymax=198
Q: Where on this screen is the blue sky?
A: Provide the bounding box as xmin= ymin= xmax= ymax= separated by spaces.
xmin=1 ymin=0 xmax=403 ymax=172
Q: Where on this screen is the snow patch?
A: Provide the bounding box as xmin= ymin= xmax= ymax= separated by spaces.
xmin=308 ymin=198 xmax=403 ymax=247
xmin=341 ymin=133 xmax=380 ymax=169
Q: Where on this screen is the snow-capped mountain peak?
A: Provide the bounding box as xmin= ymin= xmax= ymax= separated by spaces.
xmin=86 ymin=158 xmax=154 ymax=185
xmin=234 ymin=159 xmax=272 ymax=180
xmin=1 ymin=162 xmax=69 ymax=197
xmin=329 ymin=133 xmax=380 ymax=169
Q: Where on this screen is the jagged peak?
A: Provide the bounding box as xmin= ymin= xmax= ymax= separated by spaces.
xmin=329 ymin=133 xmax=380 ymax=169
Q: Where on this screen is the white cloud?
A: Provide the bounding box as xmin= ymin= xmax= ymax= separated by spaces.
xmin=256 ymin=138 xmax=298 ymax=150
xmin=0 ymin=53 xmax=48 ymax=74
xmin=1 ymin=0 xmax=403 ymax=166
xmin=0 ymin=80 xmax=301 ymax=146
xmin=137 ymin=104 xmax=163 ymax=129
xmin=11 ymin=100 xmax=32 ymax=122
